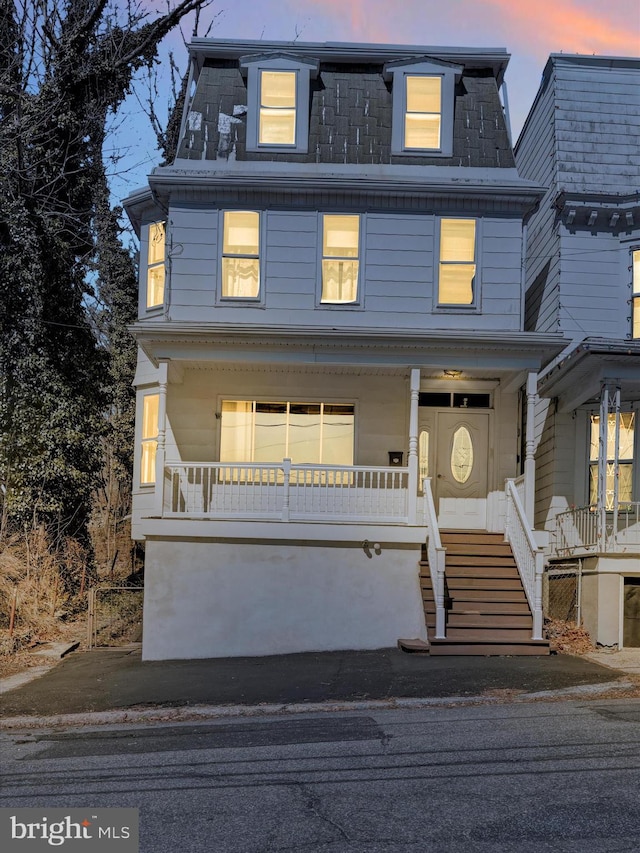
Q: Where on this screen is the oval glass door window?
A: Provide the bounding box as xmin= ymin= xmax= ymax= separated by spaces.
xmin=451 ymin=426 xmax=474 ymax=483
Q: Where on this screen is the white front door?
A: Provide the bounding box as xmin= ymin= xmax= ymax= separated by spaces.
xmin=420 ymin=410 xmax=490 ymax=528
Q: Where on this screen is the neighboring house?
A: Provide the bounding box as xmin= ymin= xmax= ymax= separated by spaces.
xmin=515 ymin=54 xmax=640 ymax=648
xmin=124 ymin=39 xmax=564 ymax=660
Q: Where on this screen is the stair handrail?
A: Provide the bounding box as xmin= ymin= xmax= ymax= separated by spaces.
xmin=504 ymin=478 xmax=544 ymax=640
xmin=423 ymin=477 xmax=446 ymax=639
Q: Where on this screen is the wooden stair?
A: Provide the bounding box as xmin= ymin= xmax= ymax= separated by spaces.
xmin=418 ymin=530 xmax=549 ymax=656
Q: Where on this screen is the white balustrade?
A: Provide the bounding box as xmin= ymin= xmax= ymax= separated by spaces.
xmin=423 ymin=478 xmax=446 ymax=639
xmin=162 ymin=461 xmax=410 ymax=523
xmin=504 ymin=478 xmax=544 ymax=640
xmin=553 ymin=503 xmax=640 ymax=556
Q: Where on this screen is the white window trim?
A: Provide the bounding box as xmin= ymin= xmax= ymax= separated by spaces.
xmin=240 ymin=54 xmax=318 ymax=153
xmin=138 ymin=390 xmax=160 ymax=488
xmin=144 ymin=220 xmax=166 ymax=313
xmin=586 ymin=405 xmax=639 ymax=506
xmin=217 ymin=398 xmax=357 ymax=466
xmin=631 ymin=247 xmax=640 ymax=340
xmin=434 ymin=216 xmax=482 ymax=312
xmin=315 ymin=212 xmax=365 ymax=310
xmin=217 ymin=209 xmax=264 ymax=305
xmin=385 ymin=59 xmax=462 ymax=157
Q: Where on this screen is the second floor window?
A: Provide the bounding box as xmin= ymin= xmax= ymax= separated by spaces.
xmin=260 ymin=71 xmax=296 ymax=145
xmin=438 ymin=219 xmax=477 ymax=306
xmin=321 ymin=215 xmax=360 ymax=304
xmin=222 ymin=211 xmax=260 ymax=298
xmin=140 ymin=393 xmax=159 ymax=485
xmin=405 ymin=76 xmax=441 ymax=150
xmin=146 ymin=222 xmax=165 ymax=309
xmin=633 ymin=249 xmax=640 ymax=338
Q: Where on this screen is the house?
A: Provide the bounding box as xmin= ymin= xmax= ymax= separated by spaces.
xmin=123 ymin=38 xmax=565 ymax=660
xmin=515 ymin=54 xmax=640 ymax=648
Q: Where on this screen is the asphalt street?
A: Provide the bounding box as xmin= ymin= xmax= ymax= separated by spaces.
xmin=2 ymin=700 xmax=640 ymax=851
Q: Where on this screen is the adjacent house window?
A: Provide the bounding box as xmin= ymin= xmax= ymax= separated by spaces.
xmin=259 ymin=71 xmax=296 ymax=145
xmin=589 ymin=412 xmax=635 ymax=508
xmin=221 ymin=211 xmax=260 ymax=298
xmin=321 ymin=215 xmax=360 ymax=304
xmin=633 ymin=249 xmax=640 ymax=339
xmin=140 ymin=394 xmax=159 ymax=485
xmin=438 ymin=219 xmax=477 ymax=305
xmin=220 ymin=401 xmax=355 ymax=466
xmin=241 ymin=55 xmax=318 ymax=153
xmin=146 ymin=222 xmax=165 ymax=309
xmin=405 ymin=76 xmax=441 ymax=150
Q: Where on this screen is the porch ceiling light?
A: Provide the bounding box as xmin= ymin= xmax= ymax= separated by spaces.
xmin=443 ymin=369 xmax=462 ymax=379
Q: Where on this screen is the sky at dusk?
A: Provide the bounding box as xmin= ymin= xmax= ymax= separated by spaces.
xmin=110 ymin=0 xmax=640 ymax=202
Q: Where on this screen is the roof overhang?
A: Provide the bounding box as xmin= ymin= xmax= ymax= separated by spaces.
xmin=188 ymin=38 xmax=510 ymax=84
xmin=554 ymin=191 xmax=640 ymax=235
xmin=132 ymin=322 xmax=565 ymax=386
xmin=538 ymin=338 xmax=640 ymax=411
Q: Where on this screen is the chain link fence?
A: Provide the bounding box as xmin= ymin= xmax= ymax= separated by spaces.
xmin=543 ymin=562 xmax=582 ymax=624
xmin=87 ymin=586 xmax=144 ymax=649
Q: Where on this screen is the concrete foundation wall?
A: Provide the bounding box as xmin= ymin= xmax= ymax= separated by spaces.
xmin=142 ymin=538 xmax=426 ymax=659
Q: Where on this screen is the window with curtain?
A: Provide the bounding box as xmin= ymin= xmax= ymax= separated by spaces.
xmin=146 ymin=222 xmax=165 ymax=309
xmin=140 ymin=394 xmax=159 ymax=485
xmin=221 ymin=211 xmax=260 ymax=298
xmin=321 ymin=215 xmax=360 ymax=304
xmin=220 ymin=401 xmax=355 ymax=465
xmin=438 ymin=218 xmax=477 ymax=305
xmin=589 ymin=412 xmax=635 ymax=508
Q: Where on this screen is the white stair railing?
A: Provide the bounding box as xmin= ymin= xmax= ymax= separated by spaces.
xmin=504 ymin=478 xmax=544 ymax=640
xmin=423 ymin=478 xmax=446 ymax=639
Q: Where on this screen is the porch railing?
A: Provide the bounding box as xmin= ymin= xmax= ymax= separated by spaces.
xmin=162 ymin=460 xmax=411 ymax=523
xmin=553 ymin=503 xmax=640 ymax=557
xmin=504 ymin=478 xmax=544 ymax=640
xmin=423 ymin=478 xmax=446 ymax=638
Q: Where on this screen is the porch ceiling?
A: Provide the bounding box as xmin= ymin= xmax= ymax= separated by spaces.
xmin=132 ymin=322 xmax=565 ymax=379
xmin=539 ymin=338 xmax=640 ymax=411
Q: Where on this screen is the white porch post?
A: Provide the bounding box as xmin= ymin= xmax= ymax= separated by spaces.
xmin=597 ymin=383 xmax=621 ymax=548
xmin=154 ymin=361 xmax=168 ymax=516
xmin=407 ymin=368 xmax=420 ymax=525
xmin=524 ymin=371 xmax=538 ymax=526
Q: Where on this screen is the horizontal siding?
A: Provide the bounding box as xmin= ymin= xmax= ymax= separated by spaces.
xmin=164 ymin=207 xmax=524 ymax=331
xmin=515 ymin=77 xmax=560 ymax=334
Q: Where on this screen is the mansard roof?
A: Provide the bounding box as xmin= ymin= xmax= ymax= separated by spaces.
xmin=175 ymin=38 xmax=515 ymax=169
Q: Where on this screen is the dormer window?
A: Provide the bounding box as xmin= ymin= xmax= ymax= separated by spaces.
xmin=385 ymin=58 xmax=462 ymax=157
xmin=405 ymin=76 xmax=441 ymax=149
xmin=241 ymin=53 xmax=319 ymax=153
xmin=259 ymin=71 xmax=296 ymax=145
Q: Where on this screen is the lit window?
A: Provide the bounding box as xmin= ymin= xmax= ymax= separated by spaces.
xmin=220 ymin=401 xmax=354 ymax=466
xmin=589 ymin=412 xmax=635 ymax=508
xmin=633 ymin=249 xmax=640 ymax=339
xmin=140 ymin=394 xmax=159 ymax=485
xmin=438 ymin=219 xmax=476 ymax=305
xmin=222 ymin=211 xmax=260 ymax=298
xmin=146 ymin=222 xmax=165 ymax=309
xmin=259 ymin=71 xmax=296 ymax=145
xmin=321 ymin=215 xmax=360 ymax=304
xmin=405 ymin=76 xmax=441 ymax=150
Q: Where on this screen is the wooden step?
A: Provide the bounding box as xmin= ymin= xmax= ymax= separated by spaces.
xmin=442 ymin=555 xmax=517 ymax=568
xmin=444 ymin=627 xmax=535 ymax=642
xmin=444 ymin=566 xmax=520 ymax=579
xmin=397 ymin=638 xmax=429 ymax=653
xmin=444 ymin=543 xmax=514 ymax=557
xmin=447 ymin=577 xmax=524 ymax=591
xmin=447 ymin=613 xmax=533 ymax=629
xmin=428 ymin=639 xmax=550 ymax=656
xmin=448 ymin=600 xmax=530 ymax=614
xmin=440 ymin=531 xmax=506 ymax=543
xmin=450 ymin=589 xmax=527 ymax=603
